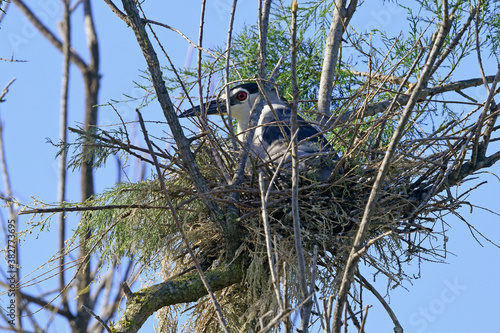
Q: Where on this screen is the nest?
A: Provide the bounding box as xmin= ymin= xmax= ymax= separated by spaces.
xmin=154 ymin=138 xmax=461 ymax=332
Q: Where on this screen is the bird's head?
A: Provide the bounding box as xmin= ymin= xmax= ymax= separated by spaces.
xmin=180 ymin=83 xmax=260 ymax=133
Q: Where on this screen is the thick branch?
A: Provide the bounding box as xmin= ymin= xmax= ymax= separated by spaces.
xmin=116 ymin=0 xmax=225 ymax=232
xmin=111 ymin=264 xmax=242 ymax=333
xmin=75 ymin=2 xmax=101 ymax=331
xmin=317 ymin=0 xmax=357 ymax=122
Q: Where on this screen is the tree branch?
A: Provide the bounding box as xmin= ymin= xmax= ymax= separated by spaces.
xmin=57 ymin=0 xmax=71 ymax=313
xmin=327 ymin=75 xmax=500 ymax=128
xmin=356 ymin=273 xmax=403 ymax=333
xmin=290 ymin=2 xmax=312 ymax=332
xmin=19 ymin=204 xmax=169 ymax=216
xmin=111 ymin=263 xmax=242 ymax=333
xmin=0 ymin=78 xmax=16 ymax=103
xmin=331 ymin=6 xmax=452 ymax=330
xmin=317 ymin=0 xmax=357 ymax=123
xmin=11 ymin=0 xmax=88 ymax=72
xmin=135 ymin=109 xmax=230 ymax=332
xmin=0 ymin=282 xmax=74 ymax=320
xmin=116 ymin=0 xmax=226 ymax=233
xmin=257 ymin=0 xmax=272 ymax=81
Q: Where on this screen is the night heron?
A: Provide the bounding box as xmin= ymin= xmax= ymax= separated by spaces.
xmin=181 ymin=82 xmax=338 ymax=181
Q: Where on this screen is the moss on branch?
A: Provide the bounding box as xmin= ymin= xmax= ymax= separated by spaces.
xmin=111 ymin=262 xmax=243 ymax=333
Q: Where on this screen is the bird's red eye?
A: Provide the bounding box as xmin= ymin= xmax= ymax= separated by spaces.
xmin=236 ymin=91 xmax=247 ymax=101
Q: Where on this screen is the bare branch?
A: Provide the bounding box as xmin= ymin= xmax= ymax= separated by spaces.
xmin=134 ymin=109 xmax=230 ymax=333
xmin=0 ymin=282 xmax=74 ymax=320
xmin=257 ymin=0 xmax=272 ymax=81
xmin=290 ymin=2 xmax=312 ymax=332
xmin=0 ymin=78 xmax=16 ymax=103
xmin=356 ymin=273 xmax=403 ymax=333
xmin=57 ymin=0 xmax=71 ymax=313
xmin=328 ymin=75 xmax=500 ymax=128
xmin=82 ymin=306 xmax=112 ymax=333
xmin=471 ymin=66 xmax=500 ymax=166
xmin=0 ymin=77 xmax=23 ymax=330
xmin=11 ymin=0 xmax=88 ymax=72
xmin=317 ymin=0 xmax=358 ymax=123
xmin=0 ymin=0 xmax=10 ymax=23
xmin=224 ymin=0 xmax=239 ymax=150
xmin=116 ymin=0 xmax=226 ymax=233
xmin=19 ymin=203 xmax=170 ymax=216
xmin=102 ymin=0 xmax=127 ymax=21
xmin=259 ymin=172 xmax=283 ymax=311
xmin=332 ymin=8 xmax=452 ymax=331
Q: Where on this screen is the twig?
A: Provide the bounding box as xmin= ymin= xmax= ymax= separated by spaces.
xmin=0 ymin=282 xmax=74 ymax=320
xmin=12 ymin=0 xmax=88 ymax=71
xmin=0 ymin=56 xmax=27 ymax=62
xmin=257 ymin=0 xmax=272 ymax=81
xmin=0 ymin=0 xmax=10 ymax=23
xmin=356 ymin=273 xmax=403 ymax=333
xmin=331 ymin=5 xmax=452 ymax=331
xmin=259 ymin=172 xmax=284 ymax=311
xmin=67 ymin=126 xmax=166 ymax=162
xmin=0 ymin=78 xmax=16 ymax=102
xmin=258 ymin=293 xmax=314 ymax=333
xmin=144 ymin=18 xmax=217 ymax=58
xmin=135 ymin=109 xmax=230 ymax=333
xmin=82 ymin=305 xmax=112 ymax=333
xmin=0 ymin=76 xmax=22 ymax=330
xmin=327 ymin=75 xmax=499 ymax=128
xmin=224 ymin=0 xmax=239 ymax=150
xmin=471 ymin=66 xmax=500 ymax=166
xmin=344 ymin=302 xmax=361 ymax=331
xmin=430 ymin=3 xmax=476 ymax=76
xmin=19 ymin=203 xmax=169 ymax=215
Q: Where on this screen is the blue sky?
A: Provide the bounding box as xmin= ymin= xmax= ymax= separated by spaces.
xmin=1 ymin=1 xmax=499 ymax=332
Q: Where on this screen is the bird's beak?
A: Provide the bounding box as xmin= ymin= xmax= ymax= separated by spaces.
xmin=180 ymin=99 xmax=226 ymax=118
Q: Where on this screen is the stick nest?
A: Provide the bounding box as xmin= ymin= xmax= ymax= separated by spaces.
xmin=155 ymin=137 xmax=463 ymax=332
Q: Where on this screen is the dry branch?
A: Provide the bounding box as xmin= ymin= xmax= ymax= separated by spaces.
xmin=116 ymin=0 xmax=226 ymax=234
xmin=12 ymin=0 xmax=87 ymax=71
xmin=332 ymin=7 xmax=453 ymax=330
xmin=329 ymin=75 xmax=500 ymax=128
xmin=136 ymin=109 xmax=230 ymax=333
xmin=317 ymin=0 xmax=358 ymax=122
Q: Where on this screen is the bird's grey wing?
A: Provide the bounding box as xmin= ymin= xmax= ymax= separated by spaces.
xmin=255 ymin=105 xmax=339 ymax=181
xmin=259 ymin=106 xmax=331 ymax=153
